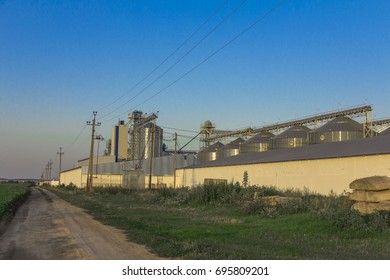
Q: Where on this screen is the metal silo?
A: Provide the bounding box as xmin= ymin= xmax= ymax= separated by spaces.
xmin=309 ymin=116 xmax=363 ymax=144
xmin=271 ymin=125 xmax=310 ymax=149
xmin=217 ymin=138 xmax=245 ymax=159
xmin=197 ymin=142 xmax=224 ymax=162
xmin=239 ymin=131 xmax=274 ymax=153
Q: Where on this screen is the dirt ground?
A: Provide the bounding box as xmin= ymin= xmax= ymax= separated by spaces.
xmin=0 ymin=187 xmax=163 ymax=260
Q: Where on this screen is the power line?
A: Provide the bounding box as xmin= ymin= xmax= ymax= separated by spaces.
xmin=164 ymin=131 xmax=202 ymax=140
xmin=99 ymin=0 xmax=248 ymax=122
xmin=97 ymin=0 xmax=230 ymax=114
xmin=160 ymin=125 xmax=199 ymax=134
xmin=104 ymin=0 xmax=288 ymax=121
xmin=63 ymin=123 xmax=88 ymax=151
xmin=59 ymin=0 xmax=287 ymax=174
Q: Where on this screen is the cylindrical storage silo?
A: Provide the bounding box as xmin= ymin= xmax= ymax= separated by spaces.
xmin=216 ymin=138 xmax=245 ymax=159
xmin=309 ymin=116 xmax=363 ymax=144
xmin=239 ymin=131 xmax=274 ymax=153
xmin=197 ymin=142 xmax=224 ymax=162
xmin=271 ymin=125 xmax=310 ymax=149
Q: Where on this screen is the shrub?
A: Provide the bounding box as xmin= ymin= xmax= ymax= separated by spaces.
xmin=315 ymin=194 xmax=390 ymax=233
xmin=187 ymin=183 xmax=242 ymax=206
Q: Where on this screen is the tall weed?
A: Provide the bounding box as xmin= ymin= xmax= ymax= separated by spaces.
xmin=52 ymin=183 xmax=390 ymax=233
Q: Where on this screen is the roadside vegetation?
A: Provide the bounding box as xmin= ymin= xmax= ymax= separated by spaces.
xmin=0 ymin=182 xmax=31 ymax=221
xmin=45 ymin=183 xmax=390 ymax=259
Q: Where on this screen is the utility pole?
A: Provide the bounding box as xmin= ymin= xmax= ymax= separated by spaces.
xmin=148 ymin=123 xmax=155 ymax=190
xmin=57 ymin=147 xmax=64 ymax=185
xmin=173 ymin=132 xmax=178 ymax=188
xmin=86 ymin=111 xmax=101 ymax=192
xmin=48 ymin=159 xmax=53 ymax=181
xmin=45 ymin=163 xmax=49 ymax=180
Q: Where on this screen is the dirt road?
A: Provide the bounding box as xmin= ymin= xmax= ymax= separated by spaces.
xmin=0 ymin=187 xmax=163 ymax=260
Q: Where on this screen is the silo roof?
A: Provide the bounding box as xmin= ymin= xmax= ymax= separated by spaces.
xmin=243 ymin=132 xmax=274 ymax=144
xmin=314 ymin=116 xmax=362 ymax=133
xmin=186 ymin=134 xmax=390 ymax=169
xmin=222 ymin=137 xmax=245 ymax=149
xmin=201 ymin=141 xmax=224 ymax=152
xmin=272 ymin=125 xmax=310 ymax=139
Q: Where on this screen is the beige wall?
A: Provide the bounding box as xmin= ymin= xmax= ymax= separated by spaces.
xmin=60 ymin=167 xmax=174 ymax=189
xmin=91 ymin=174 xmax=122 ymax=187
xmin=60 ymin=167 xmax=84 ymax=187
xmin=61 ymin=168 xmax=120 ymax=188
xmin=144 ymin=175 xmax=175 ymax=189
xmin=176 ymin=154 xmax=390 ymax=195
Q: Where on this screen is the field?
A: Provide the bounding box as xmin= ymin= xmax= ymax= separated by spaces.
xmin=46 ymin=184 xmax=390 ymax=259
xmin=0 ymin=183 xmax=30 ymax=220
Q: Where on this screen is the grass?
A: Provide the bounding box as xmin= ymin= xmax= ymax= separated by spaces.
xmin=0 ymin=183 xmax=31 ymax=220
xmin=45 ymin=184 xmax=390 ymax=259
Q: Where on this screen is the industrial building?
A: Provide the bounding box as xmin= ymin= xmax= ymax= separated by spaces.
xmin=217 ymin=138 xmax=245 ymax=159
xmin=60 ymin=110 xmax=195 ymax=189
xmin=177 ymin=105 xmax=390 ymax=195
xmin=128 ymin=111 xmax=163 ymax=161
xmin=111 ymin=120 xmax=128 ymax=162
xmin=270 ymin=125 xmax=311 ymax=149
xmin=239 ymin=131 xmax=274 ymax=154
xmin=177 ymin=133 xmax=390 ymax=195
xmin=60 ymin=105 xmax=390 ymax=194
xmin=197 ymin=142 xmax=224 ymax=162
xmin=60 ymin=154 xmax=196 ymax=189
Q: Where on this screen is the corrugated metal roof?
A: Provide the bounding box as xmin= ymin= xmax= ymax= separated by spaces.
xmin=272 ymin=125 xmax=310 ymax=139
xmin=186 ymin=134 xmax=390 ymax=169
xmin=201 ymin=141 xmax=224 ymax=152
xmin=222 ymin=137 xmax=245 ymax=149
xmin=314 ymin=116 xmax=362 ymax=133
xmin=242 ymin=132 xmax=274 ymax=144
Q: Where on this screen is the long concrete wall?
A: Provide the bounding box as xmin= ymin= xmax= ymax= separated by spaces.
xmin=176 ymin=154 xmax=390 ymax=195
xmin=60 ymin=167 xmax=175 ymax=189
xmin=60 ymin=167 xmax=84 ymax=187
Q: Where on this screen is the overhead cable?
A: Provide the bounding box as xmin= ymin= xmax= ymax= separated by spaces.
xmin=99 ymin=0 xmax=248 ymax=122
xmin=106 ymin=0 xmax=288 ymax=121
xmin=97 ymin=0 xmax=229 ymax=114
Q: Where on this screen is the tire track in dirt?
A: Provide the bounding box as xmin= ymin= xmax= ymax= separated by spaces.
xmin=0 ymin=187 xmax=163 ymax=260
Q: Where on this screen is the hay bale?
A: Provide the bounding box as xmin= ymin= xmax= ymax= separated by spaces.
xmin=352 ymin=201 xmax=390 ymax=215
xmin=349 ymin=176 xmax=390 ymax=191
xmin=349 ymin=189 xmax=390 ymax=202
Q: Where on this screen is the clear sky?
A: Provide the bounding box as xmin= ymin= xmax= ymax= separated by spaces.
xmin=1 ymin=0 xmax=389 ymax=179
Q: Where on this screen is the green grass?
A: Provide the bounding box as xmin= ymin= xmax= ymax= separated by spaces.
xmin=46 ymin=185 xmax=390 ymax=259
xmin=0 ymin=183 xmax=30 ymax=219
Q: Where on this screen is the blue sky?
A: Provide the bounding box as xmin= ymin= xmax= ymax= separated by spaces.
xmin=1 ymin=0 xmax=389 ymax=179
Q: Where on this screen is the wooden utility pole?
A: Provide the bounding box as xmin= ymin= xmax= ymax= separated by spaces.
xmin=173 ymin=132 xmax=178 ymax=188
xmin=57 ymin=147 xmax=64 ymax=185
xmin=148 ymin=123 xmax=155 ymax=190
xmin=48 ymin=159 xmax=53 ymax=181
xmin=86 ymin=112 xmax=101 ymax=192
xmin=45 ymin=163 xmax=49 ymax=180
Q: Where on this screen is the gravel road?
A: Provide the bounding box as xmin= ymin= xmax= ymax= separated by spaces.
xmin=0 ymin=187 xmax=163 ymax=260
